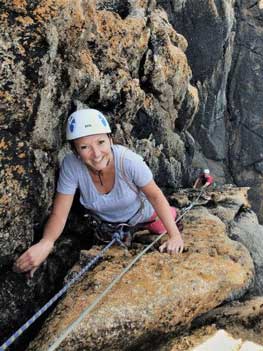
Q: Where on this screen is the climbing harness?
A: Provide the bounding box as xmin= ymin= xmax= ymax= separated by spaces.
xmin=85 ymin=210 xmax=157 ymax=245
xmin=0 ymin=188 xmax=206 ymax=351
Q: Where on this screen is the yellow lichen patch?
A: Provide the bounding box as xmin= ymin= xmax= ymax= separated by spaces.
xmin=12 ymin=0 xmax=27 ymax=9
xmin=0 ymin=138 xmax=10 ymax=151
xmin=1 ymin=92 xmax=13 ymax=103
xmin=97 ymin=11 xmax=147 ymax=52
xmin=8 ymin=164 xmax=26 ymax=176
xmin=79 ymin=50 xmax=93 ymax=66
xmin=18 ymin=153 xmax=26 ymax=159
xmin=0 ymin=194 xmax=10 ymax=207
xmin=16 ymin=16 xmax=35 ymax=26
xmin=32 ymin=0 xmax=67 ymax=22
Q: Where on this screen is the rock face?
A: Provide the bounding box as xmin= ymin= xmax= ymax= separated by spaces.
xmin=28 ymin=190 xmax=254 ymax=350
xmin=158 ymin=0 xmax=263 ymax=222
xmin=227 ymin=1 xmax=263 ymax=222
xmin=158 ymin=0 xmax=236 ymax=175
xmin=0 ymin=0 xmax=197 ymax=346
xmin=1 ymin=0 xmax=263 ymax=349
xmin=0 ymin=0 xmax=196 ymax=258
xmin=229 ymin=210 xmax=263 ymax=296
xmin=167 ymin=297 xmax=263 ymax=351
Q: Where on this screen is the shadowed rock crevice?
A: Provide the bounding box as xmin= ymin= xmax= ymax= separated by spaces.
xmin=158 ymin=0 xmax=263 ymax=223
xmin=96 ymin=0 xmax=131 ymax=19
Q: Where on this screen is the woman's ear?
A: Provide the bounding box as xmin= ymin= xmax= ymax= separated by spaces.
xmin=69 ymin=141 xmax=79 ymax=157
xmin=108 ymin=134 xmax=113 ymax=145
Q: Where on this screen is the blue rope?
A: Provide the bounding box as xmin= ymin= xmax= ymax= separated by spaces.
xmin=0 ymin=189 xmax=204 ymax=351
xmin=46 ymin=207 xmax=194 ymax=351
xmin=0 ymin=232 xmax=125 ymax=351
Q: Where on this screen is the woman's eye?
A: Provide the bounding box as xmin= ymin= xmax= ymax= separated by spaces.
xmin=99 ymin=140 xmax=105 ymax=145
xmin=80 ymin=145 xmax=89 ymax=150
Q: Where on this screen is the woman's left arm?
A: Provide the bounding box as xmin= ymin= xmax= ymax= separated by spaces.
xmin=140 ymin=180 xmax=184 ymax=254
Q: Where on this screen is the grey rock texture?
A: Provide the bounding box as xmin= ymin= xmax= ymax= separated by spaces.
xmin=158 ymin=0 xmax=263 ymax=222
xmin=228 ymin=1 xmax=263 ymax=222
xmin=158 ymin=0 xmax=235 ymax=167
xmin=229 ymin=210 xmax=263 ymax=296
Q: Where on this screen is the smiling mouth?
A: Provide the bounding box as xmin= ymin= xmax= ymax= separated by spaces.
xmin=93 ymin=156 xmax=104 ymax=164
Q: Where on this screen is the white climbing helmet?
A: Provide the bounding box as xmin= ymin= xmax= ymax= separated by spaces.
xmin=66 ymin=109 xmax=111 ymax=140
xmin=203 ymin=169 xmax=210 ymax=174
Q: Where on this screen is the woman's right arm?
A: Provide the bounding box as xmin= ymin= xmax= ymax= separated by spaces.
xmin=14 ymin=193 xmax=74 ymax=276
xmin=193 ymin=178 xmax=200 ymax=189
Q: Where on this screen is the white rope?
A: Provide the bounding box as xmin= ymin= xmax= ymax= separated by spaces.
xmin=46 ymin=202 xmax=197 ymax=351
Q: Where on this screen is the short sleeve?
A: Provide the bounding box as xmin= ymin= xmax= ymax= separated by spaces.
xmin=123 ymin=151 xmax=153 ymax=188
xmin=57 ymin=154 xmax=78 ymax=194
xmin=206 ymin=175 xmax=213 ymax=185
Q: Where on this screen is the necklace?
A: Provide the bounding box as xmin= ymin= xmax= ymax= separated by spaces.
xmin=87 ymin=158 xmax=111 ymax=186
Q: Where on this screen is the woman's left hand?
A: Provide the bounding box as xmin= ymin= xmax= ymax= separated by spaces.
xmin=159 ymin=235 xmax=184 ymax=255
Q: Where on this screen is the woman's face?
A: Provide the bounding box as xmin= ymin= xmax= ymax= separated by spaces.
xmin=73 ymin=133 xmax=112 ymax=171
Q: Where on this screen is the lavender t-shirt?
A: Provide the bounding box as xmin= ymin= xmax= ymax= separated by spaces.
xmin=57 ymin=145 xmax=154 ymax=224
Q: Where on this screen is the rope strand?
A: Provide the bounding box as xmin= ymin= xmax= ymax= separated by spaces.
xmin=46 ymin=204 xmax=197 ymax=351
xmin=0 ymin=189 xmax=205 ymax=351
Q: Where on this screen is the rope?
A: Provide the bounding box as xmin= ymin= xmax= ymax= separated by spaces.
xmin=0 ymin=233 xmax=125 ymax=351
xmin=46 ymin=201 xmax=199 ymax=351
xmin=0 ymin=188 xmax=205 ymax=351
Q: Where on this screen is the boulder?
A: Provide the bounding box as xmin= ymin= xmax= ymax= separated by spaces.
xmin=28 ymin=204 xmax=254 ymax=350
xmin=229 ymin=211 xmax=263 ymax=295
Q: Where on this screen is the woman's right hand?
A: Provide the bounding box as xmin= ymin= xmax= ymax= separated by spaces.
xmin=13 ymin=239 xmax=54 ymax=277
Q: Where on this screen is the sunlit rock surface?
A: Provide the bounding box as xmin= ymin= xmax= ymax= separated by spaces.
xmin=28 ymin=188 xmax=254 ymax=350
xmin=1 ymin=0 xmax=263 ymax=349
xmin=0 ymin=0 xmax=197 ymax=344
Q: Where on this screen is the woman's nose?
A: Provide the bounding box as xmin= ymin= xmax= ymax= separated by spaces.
xmin=91 ymin=146 xmax=101 ymax=158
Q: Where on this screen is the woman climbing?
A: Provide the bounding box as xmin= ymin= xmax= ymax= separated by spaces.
xmin=193 ymin=169 xmax=213 ymax=189
xmin=14 ymin=109 xmax=184 ymax=276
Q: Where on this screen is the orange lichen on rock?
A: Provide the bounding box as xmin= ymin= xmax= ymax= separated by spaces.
xmin=0 ymin=138 xmax=9 ymax=151
xmin=27 ymin=191 xmax=254 ymax=351
xmin=12 ymin=0 xmax=27 ymax=10
xmin=96 ymin=11 xmax=149 ymax=59
xmin=32 ymin=0 xmax=67 ymax=22
xmin=16 ymin=16 xmax=34 ymax=26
